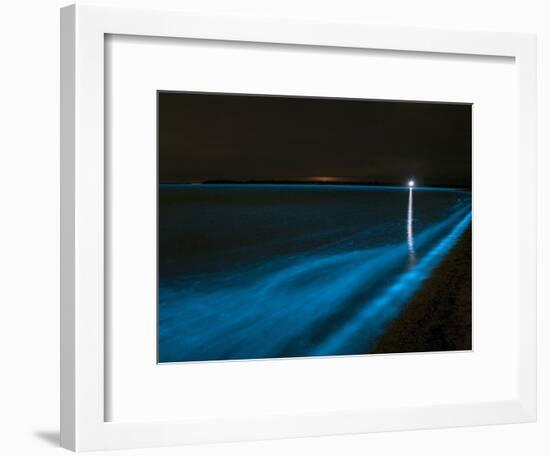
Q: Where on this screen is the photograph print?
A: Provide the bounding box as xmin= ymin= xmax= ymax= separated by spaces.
xmin=158 ymin=91 xmax=472 ymax=363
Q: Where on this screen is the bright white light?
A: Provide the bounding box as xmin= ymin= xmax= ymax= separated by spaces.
xmin=407 ymin=186 xmax=415 ymax=264
xmin=408 ymin=180 xmax=415 ymax=187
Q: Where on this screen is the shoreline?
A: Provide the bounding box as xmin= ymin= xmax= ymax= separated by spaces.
xmin=160 ymin=181 xmax=472 ymax=191
xmin=160 ymin=183 xmax=471 ymax=193
xmin=372 ymin=225 xmax=472 ymax=354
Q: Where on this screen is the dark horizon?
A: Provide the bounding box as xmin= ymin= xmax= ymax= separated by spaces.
xmin=159 ymin=179 xmax=471 ymax=189
xmin=159 ymin=91 xmax=472 ymax=188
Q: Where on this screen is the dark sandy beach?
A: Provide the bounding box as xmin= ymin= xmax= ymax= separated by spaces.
xmin=372 ymin=225 xmax=472 ymax=354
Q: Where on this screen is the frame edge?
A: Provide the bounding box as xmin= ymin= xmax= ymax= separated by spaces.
xmin=60 ymin=4 xmax=77 ymax=452
xmin=64 ymin=4 xmax=538 ymax=450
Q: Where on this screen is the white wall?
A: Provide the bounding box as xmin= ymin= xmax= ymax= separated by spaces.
xmin=0 ymin=0 xmax=547 ymax=454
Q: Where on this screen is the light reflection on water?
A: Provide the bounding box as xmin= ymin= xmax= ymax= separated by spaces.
xmin=312 ymin=211 xmax=471 ymax=356
xmin=158 ymin=186 xmax=471 ymax=363
xmin=407 ymin=188 xmax=416 ymax=266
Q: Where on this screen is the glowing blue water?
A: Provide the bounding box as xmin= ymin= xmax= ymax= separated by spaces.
xmin=158 ymin=185 xmax=471 ymax=363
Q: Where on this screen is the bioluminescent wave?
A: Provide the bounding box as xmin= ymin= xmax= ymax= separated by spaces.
xmin=311 ymin=211 xmax=471 ymax=356
xmin=158 ymin=185 xmax=471 ymax=363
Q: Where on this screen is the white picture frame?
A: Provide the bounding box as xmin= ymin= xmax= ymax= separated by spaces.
xmin=60 ymin=4 xmax=537 ymax=452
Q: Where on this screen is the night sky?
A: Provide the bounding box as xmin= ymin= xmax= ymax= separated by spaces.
xmin=158 ymin=91 xmax=471 ymax=188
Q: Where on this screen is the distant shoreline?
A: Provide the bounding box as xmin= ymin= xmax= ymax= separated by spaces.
xmin=160 ymin=180 xmax=472 ymax=190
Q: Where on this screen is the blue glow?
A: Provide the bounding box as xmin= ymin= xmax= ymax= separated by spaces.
xmin=158 ymin=186 xmax=471 ymax=362
xmin=312 ymin=211 xmax=471 ymax=356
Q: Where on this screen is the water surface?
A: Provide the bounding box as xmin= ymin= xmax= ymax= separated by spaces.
xmin=158 ymin=184 xmax=471 ymax=363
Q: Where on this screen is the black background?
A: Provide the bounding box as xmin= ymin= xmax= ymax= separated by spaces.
xmin=159 ymin=91 xmax=472 ymax=188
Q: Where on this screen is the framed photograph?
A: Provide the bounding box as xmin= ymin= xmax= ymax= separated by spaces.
xmin=61 ymin=4 xmax=537 ymax=451
xmin=156 ymin=91 xmax=474 ymax=363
